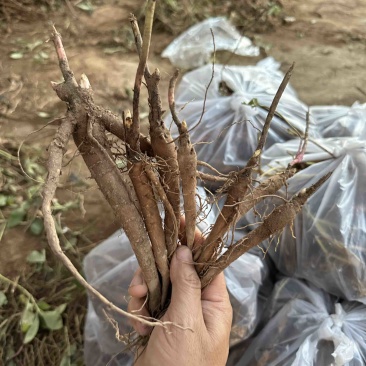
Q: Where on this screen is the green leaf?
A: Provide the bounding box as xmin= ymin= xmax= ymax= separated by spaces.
xmin=76 ymin=1 xmax=94 ymax=13
xmin=39 ymin=308 xmax=64 ymax=330
xmin=243 ymin=98 xmax=260 ymax=108
xmin=60 ymin=344 xmax=76 ymax=366
xmin=26 ymin=249 xmax=46 ymax=264
xmin=37 ymin=300 xmax=51 ymax=311
xmin=116 ymin=158 xmax=127 ymax=169
xmin=26 ymin=40 xmax=42 ymax=51
xmin=0 ymin=194 xmax=7 ymax=207
xmin=27 ymin=185 xmax=41 ymax=199
xmin=10 ymin=52 xmax=23 ymax=59
xmin=268 ymin=4 xmax=282 ymax=16
xmin=7 ymin=208 xmax=26 ymax=228
xmin=64 ymin=236 xmax=77 ymax=250
xmin=59 ymin=353 xmax=71 ymax=366
xmin=55 ymin=303 xmax=67 ymax=314
xmin=0 ymin=291 xmax=8 ymax=307
xmin=30 ymin=218 xmax=44 ymax=236
xmin=23 ymin=314 xmax=39 ymax=344
xmin=18 ymin=294 xmax=28 ymax=305
xmin=20 ymin=301 xmax=37 ymax=333
xmin=39 ymin=51 xmax=49 ymax=59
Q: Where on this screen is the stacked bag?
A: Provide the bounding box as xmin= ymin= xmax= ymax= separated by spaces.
xmin=84 ymin=18 xmax=366 ymax=365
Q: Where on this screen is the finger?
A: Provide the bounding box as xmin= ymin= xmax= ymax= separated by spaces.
xmin=201 ymin=271 xmax=229 ymax=302
xmin=169 ymin=246 xmax=203 ymax=322
xmin=127 ymin=296 xmax=151 ymax=336
xmin=128 ymin=268 xmax=148 ymax=298
xmin=201 ymin=272 xmax=232 ymax=334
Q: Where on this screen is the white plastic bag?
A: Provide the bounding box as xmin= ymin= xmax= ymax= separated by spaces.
xmin=166 ymin=58 xmax=319 ymax=189
xmin=161 ymin=17 xmax=259 ymax=69
xmin=310 ymin=102 xmax=366 ymax=138
xmin=249 ymin=137 xmax=366 ymax=303
xmin=83 ymin=187 xmax=268 ymax=365
xmin=238 ymin=278 xmax=366 ymax=366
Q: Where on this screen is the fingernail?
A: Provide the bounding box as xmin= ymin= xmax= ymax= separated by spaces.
xmin=176 ymin=245 xmax=193 ymax=262
xmin=129 ymin=273 xmax=143 ymax=287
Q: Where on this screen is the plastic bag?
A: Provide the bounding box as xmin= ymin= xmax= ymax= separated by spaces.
xmin=238 ymin=277 xmax=366 ymax=366
xmin=161 ymin=17 xmax=259 ymax=69
xmin=247 ymin=137 xmax=366 ymax=303
xmin=310 ymin=102 xmax=366 ymax=138
xmin=83 ymin=187 xmax=268 ymax=365
xmin=166 ymin=58 xmax=319 ymax=190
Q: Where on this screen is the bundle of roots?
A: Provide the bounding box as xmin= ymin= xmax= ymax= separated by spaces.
xmin=42 ymin=0 xmax=330 ymax=333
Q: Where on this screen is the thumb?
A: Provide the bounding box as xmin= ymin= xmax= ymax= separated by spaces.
xmin=168 ymin=246 xmax=202 ymax=319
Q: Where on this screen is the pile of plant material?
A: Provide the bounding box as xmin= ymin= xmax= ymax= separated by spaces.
xmin=42 ymin=0 xmax=328 ymax=343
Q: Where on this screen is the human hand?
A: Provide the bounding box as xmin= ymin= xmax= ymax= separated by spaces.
xmin=128 ymin=242 xmax=232 ymax=366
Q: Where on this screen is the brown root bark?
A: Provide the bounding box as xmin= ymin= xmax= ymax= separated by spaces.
xmin=147 ymin=69 xmax=181 ymax=258
xmin=169 ymin=70 xmax=197 ymax=250
xmin=49 ymin=26 xmax=161 ymax=315
xmin=41 ymin=116 xmax=163 ymax=327
xmin=201 ymin=172 xmax=332 ymax=287
xmin=128 ymin=161 xmax=170 ymax=307
xmin=130 ymin=13 xmax=181 ymax=258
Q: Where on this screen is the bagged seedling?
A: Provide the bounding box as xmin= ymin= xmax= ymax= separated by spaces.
xmin=310 ymin=102 xmax=366 ymax=138
xmin=166 ymin=58 xmax=319 ymax=190
xmin=238 ymin=277 xmax=366 ymax=366
xmin=161 ymin=17 xmax=259 ymax=69
xmin=83 ymin=188 xmax=269 ymax=365
xmin=247 ymin=137 xmax=366 ymax=302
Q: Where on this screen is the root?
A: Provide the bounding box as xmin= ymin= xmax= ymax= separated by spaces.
xmin=41 ymin=117 xmax=161 ymax=328
xmin=169 ymin=70 xmax=197 ymax=249
xmin=201 ymin=172 xmax=332 ymax=287
xmin=131 ymin=10 xmax=181 ymax=258
xmin=128 ymin=160 xmax=170 ymax=307
xmin=196 ymin=171 xmax=228 ymax=183
xmin=196 ymin=64 xmax=295 ymax=273
xmin=50 ymin=25 xmax=162 ymax=314
xmin=44 ymin=0 xmax=325 ymax=346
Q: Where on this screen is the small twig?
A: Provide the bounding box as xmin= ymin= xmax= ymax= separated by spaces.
xmin=290 ymin=109 xmax=310 ymax=166
xmin=188 ymin=29 xmax=216 ymax=134
xmin=197 ymin=160 xmax=229 ymax=177
xmin=17 ymin=117 xmax=63 ymax=184
xmin=196 ymin=171 xmax=228 ymax=183
xmin=0 ymin=273 xmax=39 ymax=309
xmin=168 ymin=69 xmax=182 ymax=129
xmin=51 ymin=25 xmax=78 ymax=87
xmin=256 ymin=63 xmax=295 ymax=154
xmin=131 ymin=0 xmax=156 ymax=151
xmin=129 ymin=13 xmax=151 ymax=78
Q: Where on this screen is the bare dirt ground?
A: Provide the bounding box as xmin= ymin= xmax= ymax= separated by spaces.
xmin=1 ymin=0 xmax=366 ymax=273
